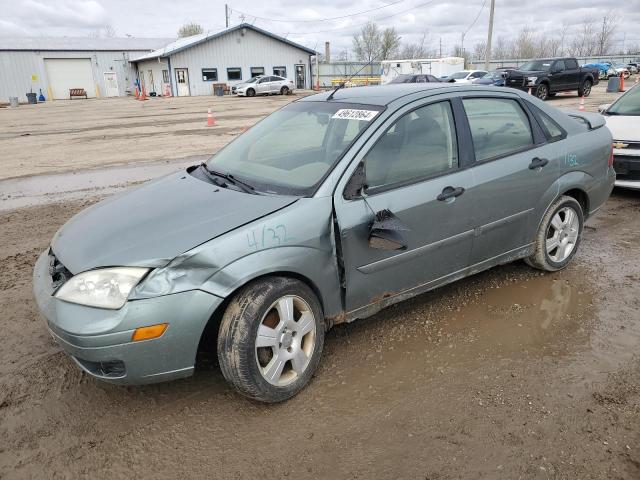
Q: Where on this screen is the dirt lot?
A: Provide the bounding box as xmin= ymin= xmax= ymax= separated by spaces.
xmin=1 ymin=83 xmax=639 ymax=479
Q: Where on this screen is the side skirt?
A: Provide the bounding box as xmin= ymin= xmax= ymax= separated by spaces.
xmin=341 ymin=243 xmax=535 ymax=324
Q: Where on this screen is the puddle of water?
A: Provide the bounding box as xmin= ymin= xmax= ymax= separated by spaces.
xmin=0 ymin=156 xmax=206 ymax=211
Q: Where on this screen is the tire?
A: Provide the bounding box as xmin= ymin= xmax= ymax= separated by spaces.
xmin=246 ymin=88 xmax=255 ymax=97
xmin=536 ymin=83 xmax=549 ymax=101
xmin=578 ymin=79 xmax=592 ymax=97
xmin=526 ymin=195 xmax=584 ymax=272
xmin=624 ymin=71 xmax=630 ymax=79
xmin=280 ymin=86 xmax=289 ymax=95
xmin=217 ymin=277 xmax=325 ymax=403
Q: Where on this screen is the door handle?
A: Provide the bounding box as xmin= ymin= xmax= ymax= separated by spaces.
xmin=529 ymin=157 xmax=549 ymax=169
xmin=437 ymin=186 xmax=465 ymax=201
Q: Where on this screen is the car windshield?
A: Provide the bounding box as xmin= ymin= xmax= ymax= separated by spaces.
xmin=206 ymin=101 xmax=384 ymax=195
xmin=608 ymin=86 xmax=640 ymax=115
xmin=519 ymin=60 xmax=552 ymax=71
xmin=390 ymin=75 xmax=414 ymax=83
xmin=450 ymin=71 xmax=470 ymax=79
xmin=246 ymin=77 xmax=260 ymax=83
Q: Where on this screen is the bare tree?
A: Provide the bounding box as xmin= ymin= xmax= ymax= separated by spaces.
xmin=102 ymin=24 xmax=116 ymax=37
xmin=352 ymin=21 xmax=381 ymax=62
xmin=491 ymin=36 xmax=511 ymax=60
xmin=473 ymin=40 xmax=487 ymax=62
xmin=595 ymin=13 xmax=618 ymax=55
xmin=380 ymin=27 xmax=401 ymax=60
xmin=178 ymin=22 xmax=204 ymax=38
xmin=399 ymin=32 xmax=434 ymax=59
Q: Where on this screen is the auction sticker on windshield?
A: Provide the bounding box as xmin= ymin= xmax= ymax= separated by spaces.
xmin=332 ymin=109 xmax=379 ymax=121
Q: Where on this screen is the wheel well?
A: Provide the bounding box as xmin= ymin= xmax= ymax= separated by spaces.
xmin=195 ymin=272 xmax=326 ymax=362
xmin=563 ymin=188 xmax=589 ymax=216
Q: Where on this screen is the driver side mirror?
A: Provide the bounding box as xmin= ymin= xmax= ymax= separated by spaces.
xmin=368 ymin=209 xmax=409 ymax=250
xmin=598 ymin=104 xmax=611 ymax=114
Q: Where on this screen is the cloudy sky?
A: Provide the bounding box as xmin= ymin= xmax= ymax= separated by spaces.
xmin=1 ymin=0 xmax=639 ymax=56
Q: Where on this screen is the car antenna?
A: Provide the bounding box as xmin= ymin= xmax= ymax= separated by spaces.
xmin=326 ymin=53 xmax=382 ymax=101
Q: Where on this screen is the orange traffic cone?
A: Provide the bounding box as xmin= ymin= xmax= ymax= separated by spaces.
xmin=578 ymin=95 xmax=585 ymax=111
xmin=207 ymin=108 xmax=216 ymax=126
xmin=134 ymin=87 xmax=139 ymax=99
xmin=619 ymin=72 xmax=625 ymax=92
xmin=138 ymin=87 xmax=148 ymax=101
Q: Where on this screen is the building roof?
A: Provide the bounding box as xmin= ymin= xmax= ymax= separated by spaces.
xmin=0 ymin=37 xmax=173 ymax=52
xmin=132 ymin=23 xmax=316 ymax=62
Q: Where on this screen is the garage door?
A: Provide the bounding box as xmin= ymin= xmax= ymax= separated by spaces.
xmin=44 ymin=58 xmax=95 ymax=100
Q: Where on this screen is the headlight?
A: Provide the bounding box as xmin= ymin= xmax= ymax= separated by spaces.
xmin=55 ymin=267 xmax=150 ymax=309
xmin=527 ymin=76 xmax=538 ymax=84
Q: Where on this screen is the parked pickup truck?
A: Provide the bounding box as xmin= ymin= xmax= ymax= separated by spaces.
xmin=505 ymin=57 xmax=599 ymax=101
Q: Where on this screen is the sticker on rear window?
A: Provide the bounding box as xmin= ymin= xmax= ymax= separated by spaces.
xmin=332 ymin=109 xmax=379 ymax=121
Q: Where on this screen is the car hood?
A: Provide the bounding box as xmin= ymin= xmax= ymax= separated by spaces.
xmin=51 ymin=170 xmax=297 ymax=273
xmin=509 ymin=69 xmax=546 ymax=77
xmin=605 ymin=115 xmax=640 ymax=141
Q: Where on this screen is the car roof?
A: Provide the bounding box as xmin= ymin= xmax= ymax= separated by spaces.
xmin=301 ymin=83 xmax=515 ymax=106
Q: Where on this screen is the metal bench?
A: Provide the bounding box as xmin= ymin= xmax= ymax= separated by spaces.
xmin=69 ymin=88 xmax=88 ymax=100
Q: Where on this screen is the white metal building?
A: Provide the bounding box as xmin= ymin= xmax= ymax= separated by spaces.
xmin=0 ymin=37 xmax=171 ymax=103
xmin=132 ymin=24 xmax=316 ymax=97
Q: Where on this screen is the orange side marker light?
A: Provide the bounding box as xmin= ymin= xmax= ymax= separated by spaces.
xmin=132 ymin=323 xmax=168 ymax=342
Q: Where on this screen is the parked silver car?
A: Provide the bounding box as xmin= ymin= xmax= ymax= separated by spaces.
xmin=232 ymin=75 xmax=294 ymax=97
xmin=34 ymin=84 xmax=615 ymax=402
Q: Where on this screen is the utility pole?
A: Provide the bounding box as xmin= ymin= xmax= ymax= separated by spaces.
xmin=225 ymin=4 xmax=230 ymax=28
xmin=484 ymin=0 xmax=495 ymax=71
xmin=439 ymin=37 xmax=442 ymax=58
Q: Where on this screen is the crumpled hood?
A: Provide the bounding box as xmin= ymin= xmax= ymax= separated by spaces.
xmin=52 ymin=170 xmax=297 ymax=273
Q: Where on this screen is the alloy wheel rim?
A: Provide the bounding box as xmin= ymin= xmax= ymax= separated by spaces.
xmin=537 ymin=85 xmax=547 ymax=99
xmin=546 ymin=207 xmax=580 ymax=263
xmin=255 ymin=295 xmax=316 ymax=386
xmin=584 ymin=82 xmax=591 ymax=96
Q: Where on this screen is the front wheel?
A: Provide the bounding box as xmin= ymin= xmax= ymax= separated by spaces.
xmin=526 ymin=195 xmax=584 ymax=272
xmin=217 ymin=277 xmax=325 ymax=403
xmin=246 ymin=88 xmax=256 ymax=97
xmin=536 ymin=83 xmax=549 ymax=101
xmin=578 ymin=79 xmax=592 ymax=97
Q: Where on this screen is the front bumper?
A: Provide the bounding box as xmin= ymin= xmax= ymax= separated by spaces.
xmin=33 ymin=250 xmax=224 ymax=385
xmin=613 ymin=149 xmax=640 ymax=190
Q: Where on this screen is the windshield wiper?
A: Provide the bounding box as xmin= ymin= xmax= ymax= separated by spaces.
xmin=200 ymin=164 xmax=258 ymax=194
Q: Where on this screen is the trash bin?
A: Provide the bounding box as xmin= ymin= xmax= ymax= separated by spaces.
xmin=26 ymin=92 xmax=37 ymax=104
xmin=214 ymin=86 xmax=224 ymax=97
xmin=606 ymin=76 xmax=620 ymax=93
xmin=9 ymin=97 xmax=19 ymax=108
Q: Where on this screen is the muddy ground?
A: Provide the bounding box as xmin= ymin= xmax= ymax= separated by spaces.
xmin=0 ymin=194 xmax=638 ymax=479
xmin=1 ymin=85 xmax=640 ymax=478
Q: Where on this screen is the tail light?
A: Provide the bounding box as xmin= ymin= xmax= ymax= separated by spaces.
xmin=608 ymin=144 xmax=614 ymax=167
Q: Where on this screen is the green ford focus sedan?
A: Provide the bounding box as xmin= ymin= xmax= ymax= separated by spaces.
xmin=33 ymin=83 xmax=615 ymax=402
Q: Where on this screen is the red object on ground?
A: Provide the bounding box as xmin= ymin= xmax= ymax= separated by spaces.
xmin=619 ymin=72 xmax=625 ymax=92
xmin=578 ymin=96 xmax=585 ymax=111
xmin=207 ymin=108 xmax=216 ymax=126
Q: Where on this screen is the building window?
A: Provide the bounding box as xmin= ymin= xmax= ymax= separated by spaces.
xmin=227 ymin=67 xmax=242 ymax=81
xmin=162 ymin=69 xmax=170 ymax=83
xmin=250 ymin=67 xmax=265 ymax=77
xmin=202 ymin=68 xmax=218 ymax=82
xmin=273 ymin=66 xmax=287 ymax=77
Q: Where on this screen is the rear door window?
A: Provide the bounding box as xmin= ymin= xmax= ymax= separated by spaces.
xmin=462 ymin=98 xmax=534 ymax=162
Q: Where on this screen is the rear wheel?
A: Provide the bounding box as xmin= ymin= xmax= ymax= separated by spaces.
xmin=526 ymin=196 xmax=583 ymax=272
xmin=217 ymin=277 xmax=325 ymax=403
xmin=536 ymin=83 xmax=549 ymax=101
xmin=280 ymin=86 xmax=289 ymax=95
xmin=578 ymin=79 xmax=592 ymax=97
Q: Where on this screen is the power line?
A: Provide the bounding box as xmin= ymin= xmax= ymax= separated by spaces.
xmin=262 ymin=0 xmax=440 ymax=36
xmin=229 ymin=0 xmax=405 ymax=24
xmin=463 ymin=0 xmax=487 ymax=37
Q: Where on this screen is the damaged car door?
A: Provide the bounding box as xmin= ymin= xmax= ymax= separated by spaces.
xmin=334 ymin=99 xmax=475 ymax=316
